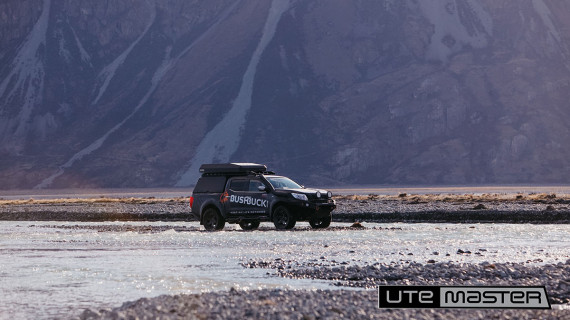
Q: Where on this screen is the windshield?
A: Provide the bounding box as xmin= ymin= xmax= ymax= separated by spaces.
xmin=265 ymin=176 xmax=303 ymax=190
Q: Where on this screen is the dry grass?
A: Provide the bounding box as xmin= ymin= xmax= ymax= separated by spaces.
xmin=333 ymin=192 xmax=564 ymax=203
xmin=0 ymin=193 xmax=564 ymax=206
xmin=0 ymin=197 xmax=189 ymax=206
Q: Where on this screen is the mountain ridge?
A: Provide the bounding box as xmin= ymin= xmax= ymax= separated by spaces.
xmin=1 ymin=0 xmax=570 ymax=189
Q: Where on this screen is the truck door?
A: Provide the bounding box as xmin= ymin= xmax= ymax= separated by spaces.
xmin=247 ymin=179 xmax=270 ymax=217
xmin=224 ymin=177 xmax=269 ymax=216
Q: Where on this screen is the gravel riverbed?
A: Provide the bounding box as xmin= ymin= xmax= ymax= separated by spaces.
xmin=2 ymin=193 xmax=570 ymax=223
xmin=2 ymin=194 xmax=570 ymax=319
xmin=76 ymin=258 xmax=570 ymax=320
xmin=76 ymin=288 xmax=570 ymax=320
xmin=244 ymin=259 xmax=570 ymax=304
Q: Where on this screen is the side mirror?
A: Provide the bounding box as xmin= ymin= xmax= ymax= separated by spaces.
xmin=258 ymin=185 xmax=266 ymax=192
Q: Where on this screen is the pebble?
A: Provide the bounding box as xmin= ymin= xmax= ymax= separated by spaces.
xmin=76 ymin=258 xmax=570 ymax=319
xmin=259 ymin=259 xmax=570 ymax=305
xmin=75 ymin=288 xmax=570 ymax=320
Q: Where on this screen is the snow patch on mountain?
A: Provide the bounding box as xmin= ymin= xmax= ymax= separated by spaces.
xmin=71 ymin=25 xmax=92 ymax=65
xmin=56 ymin=28 xmax=72 ymax=63
xmin=35 ymin=46 xmax=174 ymax=189
xmin=0 ymin=0 xmax=51 ymax=154
xmin=417 ymin=0 xmax=492 ymax=62
xmin=91 ymin=0 xmax=156 ymax=106
xmin=175 ymin=0 xmax=290 ymax=186
xmin=35 ymin=1 xmax=243 ymax=189
xmin=532 ymin=0 xmax=562 ymax=50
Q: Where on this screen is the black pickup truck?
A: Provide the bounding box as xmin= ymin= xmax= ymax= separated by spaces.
xmin=190 ymin=163 xmax=336 ymax=231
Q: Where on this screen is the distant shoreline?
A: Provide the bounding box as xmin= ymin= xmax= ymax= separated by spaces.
xmin=3 ymin=185 xmax=570 ymax=200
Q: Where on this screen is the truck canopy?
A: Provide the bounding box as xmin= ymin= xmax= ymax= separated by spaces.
xmin=199 ymin=163 xmax=267 ymax=175
xmin=193 ymin=176 xmax=228 ymax=193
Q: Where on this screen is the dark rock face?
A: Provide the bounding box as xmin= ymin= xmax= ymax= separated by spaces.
xmin=1 ymin=0 xmax=570 ymax=188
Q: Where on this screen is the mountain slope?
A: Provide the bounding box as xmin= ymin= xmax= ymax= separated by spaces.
xmin=1 ymin=0 xmax=570 ymax=189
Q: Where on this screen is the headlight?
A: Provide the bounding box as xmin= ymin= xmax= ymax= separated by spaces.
xmin=327 ymin=191 xmax=332 ymax=198
xmin=316 ymin=191 xmax=321 ymax=198
xmin=292 ymin=193 xmax=308 ymax=201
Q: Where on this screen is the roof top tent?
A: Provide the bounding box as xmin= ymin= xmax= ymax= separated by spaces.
xmin=199 ymin=163 xmax=268 ymax=175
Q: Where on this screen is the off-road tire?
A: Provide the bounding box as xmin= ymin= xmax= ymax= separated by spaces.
xmin=239 ymin=221 xmax=260 ymax=230
xmin=203 ymin=208 xmax=225 ymax=231
xmin=273 ymin=206 xmax=296 ymax=230
xmin=309 ymin=213 xmax=332 ymax=229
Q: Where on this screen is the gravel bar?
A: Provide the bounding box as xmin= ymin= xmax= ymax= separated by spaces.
xmin=2 ymin=195 xmax=570 ymax=223
xmin=76 ymin=259 xmax=570 ymax=320
xmin=0 ymin=201 xmax=192 ymax=221
xmin=77 ymin=289 xmax=569 ymax=320
xmin=243 ymin=259 xmax=570 ymax=304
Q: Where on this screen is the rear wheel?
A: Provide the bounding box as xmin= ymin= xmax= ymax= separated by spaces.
xmin=273 ymin=206 xmax=296 ymax=230
xmin=239 ymin=221 xmax=260 ymax=230
xmin=203 ymin=208 xmax=225 ymax=231
xmin=309 ymin=213 xmax=332 ymax=229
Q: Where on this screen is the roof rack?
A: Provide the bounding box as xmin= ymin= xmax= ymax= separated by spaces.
xmin=199 ymin=163 xmax=268 ymax=175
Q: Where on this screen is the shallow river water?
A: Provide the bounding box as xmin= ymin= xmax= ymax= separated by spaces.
xmin=1 ymin=221 xmax=569 ymax=319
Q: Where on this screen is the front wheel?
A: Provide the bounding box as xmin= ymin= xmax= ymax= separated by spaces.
xmin=273 ymin=206 xmax=296 ymax=230
xmin=309 ymin=213 xmax=331 ymax=229
xmin=239 ymin=221 xmax=260 ymax=230
xmin=202 ymin=208 xmax=225 ymax=231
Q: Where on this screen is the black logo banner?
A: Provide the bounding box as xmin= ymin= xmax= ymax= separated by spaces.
xmin=378 ymin=286 xmax=551 ymax=309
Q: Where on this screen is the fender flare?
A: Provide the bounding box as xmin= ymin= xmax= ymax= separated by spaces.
xmin=199 ymin=199 xmax=224 ymax=224
xmin=269 ymin=201 xmax=296 ymax=220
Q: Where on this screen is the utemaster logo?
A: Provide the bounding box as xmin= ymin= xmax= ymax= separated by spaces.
xmin=378 ymin=286 xmax=551 ymax=309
